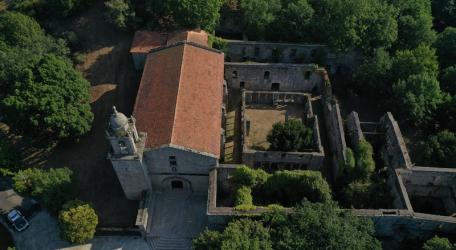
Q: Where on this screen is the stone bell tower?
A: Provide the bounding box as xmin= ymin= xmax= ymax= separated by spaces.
xmin=106 ymin=106 xmax=150 ymax=200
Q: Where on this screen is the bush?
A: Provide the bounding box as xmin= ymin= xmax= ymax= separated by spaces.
xmin=261 ymin=170 xmax=332 ymax=205
xmin=232 ymin=165 xmax=269 ymax=187
xmin=208 ymin=34 xmax=228 ymax=52
xmin=193 ymin=219 xmax=272 ymax=250
xmin=59 ymin=200 xmax=98 ymax=244
xmin=354 ymin=139 xmax=376 ymax=180
xmin=267 ymin=118 xmax=313 ymax=152
xmin=234 ymin=185 xmax=253 ymax=206
xmin=422 ymin=236 xmax=454 ymax=250
xmin=13 ymin=167 xmax=74 ymax=212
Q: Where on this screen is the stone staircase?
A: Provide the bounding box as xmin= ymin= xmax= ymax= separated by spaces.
xmin=149 ymin=236 xmax=192 ymax=250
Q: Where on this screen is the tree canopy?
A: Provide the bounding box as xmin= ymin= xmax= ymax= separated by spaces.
xmin=422 ymin=236 xmax=454 ymax=250
xmin=267 ymin=118 xmax=313 ymax=152
xmin=58 ymin=200 xmax=98 ymax=244
xmin=194 ymin=201 xmax=381 ymax=250
xmin=418 ymin=130 xmax=456 ymax=168
xmin=435 ymin=27 xmax=456 ymax=69
xmin=13 ymin=167 xmax=74 ymax=212
xmin=1 ymin=54 xmax=93 ymax=143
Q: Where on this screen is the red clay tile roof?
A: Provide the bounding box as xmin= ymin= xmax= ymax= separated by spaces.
xmin=166 ymin=30 xmax=208 ymax=46
xmin=133 ymin=42 xmax=224 ymax=157
xmin=130 ymin=31 xmax=168 ymax=53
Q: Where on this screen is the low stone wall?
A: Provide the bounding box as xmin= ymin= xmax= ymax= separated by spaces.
xmin=322 ymin=99 xmax=347 ymax=180
xmin=225 ymin=62 xmax=323 ymax=93
xmin=345 ymin=111 xmax=364 ymax=148
xmin=380 ymin=113 xmax=413 ymax=170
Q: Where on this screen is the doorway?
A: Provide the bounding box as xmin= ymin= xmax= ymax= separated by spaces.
xmin=271 ymin=82 xmax=280 ymax=91
xmin=171 ymin=180 xmax=184 ymax=190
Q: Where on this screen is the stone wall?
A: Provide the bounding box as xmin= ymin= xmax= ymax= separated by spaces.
xmin=135 ymin=192 xmax=150 ymax=236
xmin=345 ymin=111 xmax=364 ymax=148
xmin=380 ymin=113 xmax=413 ymax=170
xmin=225 ymin=63 xmax=323 ymax=93
xmin=322 ymin=99 xmax=347 ymax=180
xmin=225 ymin=40 xmax=361 ymax=74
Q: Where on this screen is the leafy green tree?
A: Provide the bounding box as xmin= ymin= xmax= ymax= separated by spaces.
xmin=435 ymin=94 xmax=456 ymax=131
xmin=270 ymin=0 xmax=314 ymax=42
xmin=441 ymin=66 xmax=456 ymax=95
xmin=262 ymin=200 xmax=381 ymax=250
xmin=435 ymin=27 xmax=456 ymax=69
xmin=105 ymin=0 xmax=136 ymax=29
xmin=261 ymin=170 xmax=332 ymax=205
xmin=354 ymin=139 xmax=376 ymax=180
xmin=418 ymin=130 xmax=456 ymax=168
xmin=240 ymin=0 xmax=281 ymax=39
xmin=13 ymin=167 xmax=74 ymax=211
xmin=232 ymin=165 xmax=269 ymax=187
xmin=193 ymin=219 xmax=272 ymax=250
xmin=172 ymin=0 xmax=224 ymax=32
xmin=391 ymin=0 xmax=436 ymax=49
xmin=392 ymin=73 xmax=442 ymax=125
xmin=10 ymin=0 xmax=92 ymax=18
xmin=267 ymin=118 xmax=313 ymax=152
xmin=310 ymin=0 xmax=397 ymax=52
xmin=422 ymin=236 xmax=454 ymax=250
xmin=1 ymin=54 xmax=93 ymax=143
xmin=432 ymin=0 xmax=456 ymax=27
xmin=354 ymin=48 xmax=392 ymax=95
xmin=0 ymin=11 xmax=69 ymax=58
xmin=59 ymin=200 xmax=98 ymax=244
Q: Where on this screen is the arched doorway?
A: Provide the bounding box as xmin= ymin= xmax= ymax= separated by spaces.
xmin=271 ymin=82 xmax=280 ymax=91
xmin=161 ymin=177 xmax=192 ymax=192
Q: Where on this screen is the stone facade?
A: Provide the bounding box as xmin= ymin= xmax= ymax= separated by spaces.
xmin=225 ymin=63 xmax=323 ymax=92
xmin=225 ymin=40 xmax=361 ymax=75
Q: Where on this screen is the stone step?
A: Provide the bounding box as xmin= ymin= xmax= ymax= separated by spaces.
xmin=149 ymin=237 xmax=192 ymax=250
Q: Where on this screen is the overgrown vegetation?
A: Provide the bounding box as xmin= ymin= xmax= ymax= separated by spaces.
xmin=58 ymin=199 xmax=98 ymax=244
xmin=13 ymin=167 xmax=74 ymax=212
xmin=267 ymin=118 xmax=313 ymax=152
xmin=193 ymin=200 xmax=381 ymax=250
xmin=231 ymin=166 xmax=332 ymax=208
xmin=422 ymin=236 xmax=454 ymax=250
xmin=0 ymin=11 xmax=93 ymax=145
xmin=104 ymin=0 xmax=224 ymax=32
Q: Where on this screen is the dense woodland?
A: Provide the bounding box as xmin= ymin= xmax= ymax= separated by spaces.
xmin=0 ymin=0 xmax=455 ymax=248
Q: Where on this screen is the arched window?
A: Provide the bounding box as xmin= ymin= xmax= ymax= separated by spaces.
xmin=264 ymin=71 xmax=270 ymax=80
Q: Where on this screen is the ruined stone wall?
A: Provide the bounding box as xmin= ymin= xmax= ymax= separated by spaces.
xmin=225 ymin=40 xmax=361 ymax=74
xmin=345 ymin=111 xmax=364 ymax=148
xmin=322 ymin=100 xmax=347 ymax=180
xmin=225 ymin=63 xmax=323 ymax=92
xmin=380 ymin=113 xmax=413 ymax=170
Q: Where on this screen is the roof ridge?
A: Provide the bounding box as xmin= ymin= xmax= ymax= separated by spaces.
xmin=170 ymin=44 xmax=187 ymax=143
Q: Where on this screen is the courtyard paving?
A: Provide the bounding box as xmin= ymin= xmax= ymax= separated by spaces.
xmin=146 ymin=192 xmax=208 ymax=250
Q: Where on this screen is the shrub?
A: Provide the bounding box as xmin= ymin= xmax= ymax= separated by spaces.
xmin=354 ymin=139 xmax=376 ymax=180
xmin=261 ymin=170 xmax=331 ymax=205
xmin=232 ymin=165 xmax=269 ymax=187
xmin=193 ymin=219 xmax=272 ymax=250
xmin=340 ymin=147 xmax=355 ymax=179
xmin=59 ymin=200 xmax=98 ymax=244
xmin=234 ymin=185 xmax=253 ymax=206
xmin=13 ymin=167 xmax=74 ymax=212
xmin=208 ymin=34 xmax=228 ymax=52
xmin=267 ymin=118 xmax=313 ymax=152
xmin=422 ymin=236 xmax=454 ymax=250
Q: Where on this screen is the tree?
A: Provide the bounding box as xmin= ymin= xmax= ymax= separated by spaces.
xmin=432 ymin=0 xmax=456 ymax=28
xmin=270 ymin=0 xmax=314 ymax=42
xmin=441 ymin=66 xmax=456 ymax=95
xmin=262 ymin=200 xmax=381 ymax=250
xmin=354 ymin=139 xmax=376 ymax=180
xmin=422 ymin=236 xmax=454 ymax=250
xmin=0 ymin=11 xmax=69 ymax=58
xmin=172 ymin=0 xmax=224 ymax=32
xmin=261 ymin=170 xmax=332 ymax=205
xmin=435 ymin=27 xmax=456 ymax=69
xmin=58 ymin=200 xmax=98 ymax=244
xmin=418 ymin=130 xmax=456 ymax=168
xmin=1 ymin=54 xmax=93 ymax=143
xmin=390 ymin=0 xmax=436 ymax=49
xmin=267 ymin=118 xmax=313 ymax=152
xmin=240 ymin=0 xmax=281 ymax=39
xmin=10 ymin=0 xmax=92 ymax=19
xmin=310 ymin=0 xmax=397 ymax=52
xmin=13 ymin=167 xmax=74 ymax=211
xmin=105 ymin=0 xmax=136 ymax=29
xmin=354 ymin=48 xmax=392 ymax=96
xmin=193 ymin=219 xmax=272 ymax=250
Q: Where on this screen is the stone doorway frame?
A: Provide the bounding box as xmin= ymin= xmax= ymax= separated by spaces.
xmin=161 ymin=177 xmax=192 ymax=192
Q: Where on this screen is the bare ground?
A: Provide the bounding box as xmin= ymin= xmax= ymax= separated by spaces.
xmin=1 ymin=3 xmax=141 ymax=227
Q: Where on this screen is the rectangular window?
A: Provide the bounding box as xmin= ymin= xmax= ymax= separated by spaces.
xmin=254 ymin=47 xmax=260 ymax=57
xmin=290 ymin=49 xmax=297 ymax=59
xmin=169 ymin=156 xmax=177 ymax=166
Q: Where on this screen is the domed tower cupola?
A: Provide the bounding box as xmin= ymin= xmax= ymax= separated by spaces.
xmin=106 ymin=106 xmax=140 ymax=155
